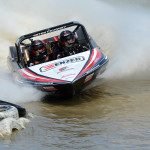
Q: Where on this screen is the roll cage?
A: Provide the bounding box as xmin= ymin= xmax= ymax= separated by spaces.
xmin=15 ymin=21 xmax=94 ymax=67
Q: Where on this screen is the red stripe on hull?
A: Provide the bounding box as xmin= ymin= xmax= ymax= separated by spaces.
xmin=19 ymin=68 xmax=66 ymax=83
xmin=76 ymin=48 xmax=102 ymax=78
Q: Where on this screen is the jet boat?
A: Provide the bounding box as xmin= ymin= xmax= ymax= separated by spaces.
xmin=7 ymin=21 xmax=108 ymax=97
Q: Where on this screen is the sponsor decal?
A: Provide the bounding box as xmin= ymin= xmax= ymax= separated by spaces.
xmin=43 ymin=86 xmax=58 ymax=91
xmin=34 ymin=82 xmax=54 ymax=85
xmin=57 ymin=66 xmax=74 ymax=74
xmin=28 ymin=77 xmax=36 ymax=80
xmin=33 ymin=26 xmax=66 ymax=37
xmin=61 ymin=73 xmax=76 ymax=79
xmin=85 ymin=65 xmax=100 ymax=75
xmin=59 ymin=67 xmax=68 ymax=72
xmin=40 ymin=56 xmax=85 ymax=72
xmin=84 ymin=73 xmax=94 ymax=83
xmin=94 ymin=58 xmax=99 ymax=63
xmin=40 ymin=64 xmax=55 ymax=72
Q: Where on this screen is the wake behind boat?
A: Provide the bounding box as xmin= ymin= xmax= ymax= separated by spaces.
xmin=7 ymin=21 xmax=108 ymax=97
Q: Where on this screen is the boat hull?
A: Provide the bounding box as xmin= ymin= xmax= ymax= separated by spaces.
xmin=7 ymin=48 xmax=108 ymax=97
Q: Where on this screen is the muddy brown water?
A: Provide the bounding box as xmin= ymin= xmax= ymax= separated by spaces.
xmin=1 ymin=78 xmax=150 ymax=149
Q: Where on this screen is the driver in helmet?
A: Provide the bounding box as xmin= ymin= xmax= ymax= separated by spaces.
xmin=29 ymin=40 xmax=49 ymax=65
xmin=59 ymin=30 xmax=77 ymax=57
xmin=56 ymin=30 xmax=88 ymax=58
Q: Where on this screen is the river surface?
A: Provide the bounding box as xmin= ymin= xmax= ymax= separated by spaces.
xmin=0 ymin=0 xmax=150 ymax=149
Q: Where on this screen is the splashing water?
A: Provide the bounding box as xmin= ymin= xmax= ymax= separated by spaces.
xmin=0 ymin=0 xmax=150 ymax=103
xmin=103 ymin=2 xmax=150 ymax=79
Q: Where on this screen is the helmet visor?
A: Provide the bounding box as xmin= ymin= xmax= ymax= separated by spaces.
xmin=65 ymin=38 xmax=75 ymax=47
xmin=67 ymin=36 xmax=75 ymax=44
xmin=34 ymin=45 xmax=44 ymax=51
xmin=65 ymin=35 xmax=75 ymax=47
xmin=62 ymin=34 xmax=75 ymax=42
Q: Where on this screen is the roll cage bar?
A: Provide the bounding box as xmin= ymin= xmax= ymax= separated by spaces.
xmin=15 ymin=21 xmax=94 ymax=67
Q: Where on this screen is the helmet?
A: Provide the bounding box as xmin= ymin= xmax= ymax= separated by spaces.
xmin=31 ymin=40 xmax=45 ymax=55
xmin=60 ymin=30 xmax=75 ymax=47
